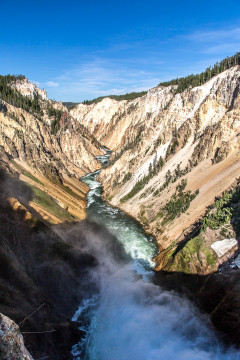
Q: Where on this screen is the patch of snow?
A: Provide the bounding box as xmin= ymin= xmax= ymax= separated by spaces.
xmin=211 ymin=238 xmax=238 ymax=258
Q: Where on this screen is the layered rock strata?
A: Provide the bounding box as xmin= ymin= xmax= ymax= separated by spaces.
xmin=0 ymin=79 xmax=103 ymax=221
xmin=72 ymin=66 xmax=240 ymax=272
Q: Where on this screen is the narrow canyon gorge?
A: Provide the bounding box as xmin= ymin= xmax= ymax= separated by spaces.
xmin=1 ymin=57 xmax=240 ymax=359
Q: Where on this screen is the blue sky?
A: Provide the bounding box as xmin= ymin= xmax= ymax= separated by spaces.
xmin=1 ymin=0 xmax=240 ymax=101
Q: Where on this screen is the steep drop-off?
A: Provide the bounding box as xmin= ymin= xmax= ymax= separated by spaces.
xmin=2 ymin=60 xmax=240 ymax=358
xmin=72 ymin=66 xmax=240 ymax=273
xmin=0 ymin=77 xmax=103 ymax=221
xmin=0 ymin=169 xmax=95 ymax=359
xmin=0 ymin=168 xmax=133 ymax=359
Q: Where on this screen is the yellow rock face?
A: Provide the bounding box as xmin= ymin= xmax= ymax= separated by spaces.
xmin=71 ymin=66 xmax=240 ymax=250
xmin=0 ymin=80 xmax=103 ymax=222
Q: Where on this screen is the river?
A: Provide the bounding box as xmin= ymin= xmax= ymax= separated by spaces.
xmin=71 ymin=149 xmax=238 ymax=360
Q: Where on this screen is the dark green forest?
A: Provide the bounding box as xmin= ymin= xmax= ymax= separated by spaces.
xmin=0 ymin=74 xmax=65 ymax=131
xmin=0 ymin=74 xmax=43 ymax=118
xmin=82 ymin=91 xmax=148 ymax=105
xmin=63 ymin=91 xmax=148 ymax=109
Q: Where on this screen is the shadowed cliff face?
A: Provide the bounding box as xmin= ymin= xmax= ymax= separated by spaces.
xmin=2 ymin=169 xmax=240 ymax=359
xmin=0 ymin=169 xmax=127 ymax=359
xmin=154 ymin=270 xmax=240 ymax=346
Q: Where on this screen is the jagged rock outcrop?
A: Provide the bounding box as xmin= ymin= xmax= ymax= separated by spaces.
xmin=71 ymin=86 xmax=174 ymax=150
xmin=0 ymin=313 xmax=34 ymax=360
xmin=0 ymin=79 xmax=103 ymax=220
xmin=0 ymin=101 xmax=100 ymax=177
xmin=71 ymin=66 xmax=240 ymax=271
xmin=11 ymin=78 xmax=47 ymax=100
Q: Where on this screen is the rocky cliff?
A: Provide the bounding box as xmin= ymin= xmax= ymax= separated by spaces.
xmin=0 ymin=313 xmax=34 ymax=360
xmin=0 ymin=77 xmax=103 ymax=221
xmin=1 ymin=62 xmax=240 ymax=358
xmin=11 ymin=77 xmax=47 ymax=101
xmin=72 ymin=66 xmax=240 ymax=273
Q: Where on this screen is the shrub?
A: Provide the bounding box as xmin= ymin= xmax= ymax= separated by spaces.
xmin=162 ymin=188 xmax=199 ymax=222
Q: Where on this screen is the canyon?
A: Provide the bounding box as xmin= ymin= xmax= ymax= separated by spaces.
xmin=72 ymin=65 xmax=240 ymax=274
xmin=0 ymin=77 xmax=104 ymax=222
xmin=1 ymin=61 xmax=240 ymax=359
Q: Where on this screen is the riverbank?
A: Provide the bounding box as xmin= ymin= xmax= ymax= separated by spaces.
xmin=71 ymin=149 xmax=240 ymax=359
xmin=1 ymin=148 xmax=240 ymax=359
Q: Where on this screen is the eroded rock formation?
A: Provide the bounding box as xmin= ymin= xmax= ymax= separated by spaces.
xmin=0 ymin=79 xmax=103 ymax=221
xmin=71 ymin=66 xmax=240 ymax=273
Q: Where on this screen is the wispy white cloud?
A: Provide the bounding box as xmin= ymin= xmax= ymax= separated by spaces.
xmin=46 ymin=81 xmax=59 ymax=87
xmin=185 ymin=27 xmax=240 ymax=55
xmin=187 ymin=27 xmax=240 ymax=43
xmin=203 ymin=42 xmax=240 ymax=54
xmin=45 ymin=25 xmax=240 ymax=101
xmin=52 ymin=57 xmax=160 ymax=100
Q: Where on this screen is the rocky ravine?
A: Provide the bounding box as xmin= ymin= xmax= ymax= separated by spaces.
xmin=1 ymin=65 xmax=240 ymax=359
xmin=0 ymin=78 xmax=103 ymax=221
xmin=72 ymin=66 xmax=240 ymax=273
xmin=0 ymin=78 xmax=107 ymax=358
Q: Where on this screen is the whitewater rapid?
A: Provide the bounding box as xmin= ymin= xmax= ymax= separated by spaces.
xmin=72 ymin=149 xmax=238 ymax=360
